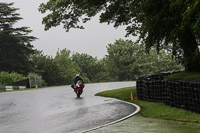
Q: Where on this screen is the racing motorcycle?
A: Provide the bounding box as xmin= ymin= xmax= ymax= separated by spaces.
xmin=71 ymin=80 xmax=85 ymax=98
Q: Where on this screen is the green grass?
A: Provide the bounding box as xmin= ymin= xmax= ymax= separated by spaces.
xmin=165 ymin=71 xmax=200 ymax=81
xmin=95 ymin=87 xmax=200 ymax=122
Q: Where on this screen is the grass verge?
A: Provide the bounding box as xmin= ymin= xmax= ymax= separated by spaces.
xmin=165 ymin=71 xmax=200 ymax=81
xmin=95 ymin=86 xmax=200 ymax=123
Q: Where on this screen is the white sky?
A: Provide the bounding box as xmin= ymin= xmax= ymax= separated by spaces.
xmin=2 ymin=0 xmax=137 ymax=59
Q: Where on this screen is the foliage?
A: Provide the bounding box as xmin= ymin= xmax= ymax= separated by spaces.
xmin=165 ymin=71 xmax=200 ymax=81
xmin=30 ymin=39 xmax=183 ymax=85
xmin=72 ymin=53 xmax=97 ymax=82
xmin=31 ymin=49 xmax=113 ymax=85
xmin=32 ymin=49 xmax=80 ymax=85
xmin=39 ymin=0 xmax=200 ymax=72
xmin=105 ymin=39 xmax=183 ymax=80
xmin=94 ymin=59 xmax=113 ymax=82
xmin=54 ymin=49 xmax=80 ymax=85
xmin=96 ymin=87 xmax=200 ymax=122
xmin=105 ymin=39 xmax=138 ymax=80
xmin=31 ymin=50 xmax=60 ymax=86
xmin=41 ymin=79 xmax=47 ymax=87
xmin=72 ymin=53 xmax=111 ymax=82
xmin=0 ymin=2 xmax=36 ymax=74
xmin=0 ymin=71 xmax=27 ymax=85
xmin=133 ymin=47 xmax=184 ymax=78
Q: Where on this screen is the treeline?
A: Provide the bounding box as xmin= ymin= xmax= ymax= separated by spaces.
xmin=28 ymin=39 xmax=184 ymax=86
xmin=0 ymin=2 xmax=183 ymax=86
xmin=0 ymin=39 xmax=184 ymax=86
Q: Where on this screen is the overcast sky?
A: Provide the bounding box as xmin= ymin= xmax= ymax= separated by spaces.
xmin=2 ymin=0 xmax=137 ymax=59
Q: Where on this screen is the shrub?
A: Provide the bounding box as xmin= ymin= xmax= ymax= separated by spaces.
xmin=41 ymin=79 xmax=47 ymax=87
xmin=0 ymin=71 xmax=27 ymax=85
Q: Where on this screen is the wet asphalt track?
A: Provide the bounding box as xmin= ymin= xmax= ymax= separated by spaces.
xmin=0 ymin=82 xmax=137 ymax=133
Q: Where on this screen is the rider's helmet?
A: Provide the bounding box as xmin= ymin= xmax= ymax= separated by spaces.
xmin=76 ymin=74 xmax=80 ymax=77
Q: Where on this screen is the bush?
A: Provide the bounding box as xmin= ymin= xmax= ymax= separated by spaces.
xmin=0 ymin=71 xmax=27 ymax=85
xmin=41 ymin=79 xmax=48 ymax=87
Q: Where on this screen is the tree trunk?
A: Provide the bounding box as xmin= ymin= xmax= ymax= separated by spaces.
xmin=180 ymin=28 xmax=200 ymax=72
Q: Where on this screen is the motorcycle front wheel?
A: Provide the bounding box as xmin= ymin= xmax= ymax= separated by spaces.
xmin=77 ymin=93 xmax=81 ymax=98
xmin=76 ymin=88 xmax=83 ymax=98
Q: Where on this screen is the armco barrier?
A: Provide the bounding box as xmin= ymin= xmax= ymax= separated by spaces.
xmin=0 ymin=86 xmax=6 ymax=91
xmin=0 ymin=86 xmax=26 ymax=91
xmin=136 ymin=72 xmax=200 ymax=114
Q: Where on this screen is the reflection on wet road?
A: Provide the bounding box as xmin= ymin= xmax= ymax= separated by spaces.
xmin=0 ymin=82 xmax=136 ymax=133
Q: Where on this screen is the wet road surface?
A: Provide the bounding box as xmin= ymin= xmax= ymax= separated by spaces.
xmin=0 ymin=82 xmax=136 ymax=133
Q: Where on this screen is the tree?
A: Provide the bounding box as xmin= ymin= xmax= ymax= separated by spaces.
xmin=39 ymin=0 xmax=200 ymax=72
xmin=133 ymin=47 xmax=183 ymax=78
xmin=31 ymin=50 xmax=60 ymax=86
xmin=105 ymin=39 xmax=183 ymax=80
xmin=94 ymin=58 xmax=113 ymax=82
xmin=106 ymin=39 xmax=137 ymax=80
xmin=0 ymin=2 xmax=36 ymax=74
xmin=31 ymin=49 xmax=80 ymax=85
xmin=72 ymin=53 xmax=99 ymax=82
xmin=72 ymin=53 xmax=112 ymax=82
xmin=0 ymin=71 xmax=26 ymax=85
xmin=54 ymin=49 xmax=79 ymax=85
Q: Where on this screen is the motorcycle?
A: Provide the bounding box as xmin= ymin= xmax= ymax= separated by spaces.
xmin=71 ymin=80 xmax=84 ymax=98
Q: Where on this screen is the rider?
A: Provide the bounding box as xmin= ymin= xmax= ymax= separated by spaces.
xmin=72 ymin=74 xmax=84 ymax=90
xmin=74 ymin=74 xmax=84 ymax=85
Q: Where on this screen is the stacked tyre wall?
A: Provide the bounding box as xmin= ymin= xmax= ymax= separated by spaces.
xmin=136 ymin=73 xmax=200 ymax=114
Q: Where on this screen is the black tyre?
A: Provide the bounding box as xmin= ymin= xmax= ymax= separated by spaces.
xmin=77 ymin=93 xmax=81 ymax=98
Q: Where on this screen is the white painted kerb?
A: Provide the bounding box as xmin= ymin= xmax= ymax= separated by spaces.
xmin=81 ymin=98 xmax=141 ymax=133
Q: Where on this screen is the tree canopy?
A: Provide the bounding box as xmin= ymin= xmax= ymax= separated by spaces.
xmin=72 ymin=53 xmax=98 ymax=81
xmin=31 ymin=41 xmax=182 ymax=84
xmin=54 ymin=49 xmax=79 ymax=84
xmin=106 ymin=39 xmax=183 ymax=80
xmin=31 ymin=50 xmax=60 ymax=85
xmin=0 ymin=2 xmax=36 ymax=74
xmin=39 ymin=0 xmax=200 ymax=72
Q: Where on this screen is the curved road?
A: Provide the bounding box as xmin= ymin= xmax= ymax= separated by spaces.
xmin=0 ymin=82 xmax=137 ymax=133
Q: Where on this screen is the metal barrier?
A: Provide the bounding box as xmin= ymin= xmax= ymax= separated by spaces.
xmin=0 ymin=86 xmax=26 ymax=91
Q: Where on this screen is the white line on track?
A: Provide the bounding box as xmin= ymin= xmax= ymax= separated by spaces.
xmin=81 ymin=98 xmax=141 ymax=133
